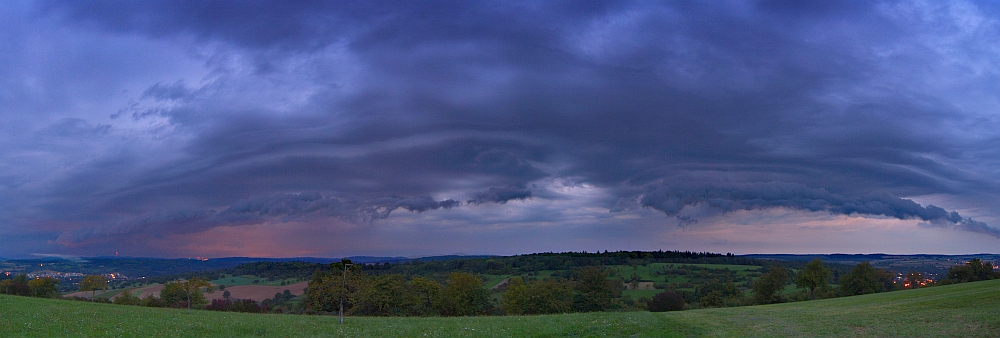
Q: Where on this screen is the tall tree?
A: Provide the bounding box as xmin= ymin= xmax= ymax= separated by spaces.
xmin=410 ymin=277 xmax=442 ymax=316
xmin=947 ymin=258 xmax=998 ymax=283
xmin=27 ymin=277 xmax=60 ymax=298
xmin=184 ymin=278 xmax=214 ymax=313
xmin=522 ymin=279 xmax=573 ymax=314
xmin=838 ymin=262 xmax=893 ymax=296
xmin=79 ymin=275 xmax=109 ymax=302
xmin=0 ymin=274 xmax=31 ymax=296
xmin=573 ymin=266 xmax=622 ymax=312
xmin=161 ymin=278 xmax=214 ymax=313
xmin=752 ymin=266 xmax=790 ymax=304
xmin=501 ymin=277 xmax=528 ymax=315
xmin=503 ymin=278 xmax=573 ymax=315
xmin=440 ymin=272 xmax=490 ymax=316
xmin=304 ymin=259 xmax=362 ymax=315
xmin=794 ymin=258 xmax=831 ymax=299
xmin=352 ymin=274 xmax=417 ymax=316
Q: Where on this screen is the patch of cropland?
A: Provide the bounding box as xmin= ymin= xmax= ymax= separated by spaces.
xmin=2 ymin=279 xmax=997 ymax=337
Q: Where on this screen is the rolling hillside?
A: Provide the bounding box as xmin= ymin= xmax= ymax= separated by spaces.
xmin=2 ymin=279 xmax=998 ymax=337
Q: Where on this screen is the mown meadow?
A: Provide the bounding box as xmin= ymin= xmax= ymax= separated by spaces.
xmin=1 ymin=278 xmax=998 ymax=337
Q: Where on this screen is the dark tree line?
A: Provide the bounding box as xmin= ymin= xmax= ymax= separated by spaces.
xmin=0 ymin=274 xmax=60 ymax=298
xmin=942 ymin=259 xmax=998 ymax=284
xmin=303 ymin=262 xmax=628 ymax=316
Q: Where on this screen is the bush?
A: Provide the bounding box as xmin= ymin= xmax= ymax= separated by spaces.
xmin=114 ymin=290 xmax=142 ymax=306
xmin=648 ymin=291 xmax=685 ymax=312
xmin=142 ymin=295 xmax=164 ymax=307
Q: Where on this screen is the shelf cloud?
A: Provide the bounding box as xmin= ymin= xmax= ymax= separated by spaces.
xmin=2 ymin=1 xmax=999 ymax=256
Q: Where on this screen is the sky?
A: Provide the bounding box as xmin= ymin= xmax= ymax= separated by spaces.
xmin=1 ymin=1 xmax=1000 ymax=258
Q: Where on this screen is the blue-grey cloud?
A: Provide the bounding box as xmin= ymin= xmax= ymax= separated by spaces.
xmin=2 ymin=1 xmax=999 ymax=256
xmin=634 ymin=181 xmax=1000 ymax=238
xmin=58 ymin=192 xmax=461 ymax=243
xmin=467 ymin=185 xmax=532 ymax=205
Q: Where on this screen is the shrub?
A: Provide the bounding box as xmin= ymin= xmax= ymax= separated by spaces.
xmin=648 ymin=291 xmax=685 ymax=312
xmin=142 ymin=295 xmax=164 ymax=307
xmin=114 ymin=290 xmax=142 ymax=306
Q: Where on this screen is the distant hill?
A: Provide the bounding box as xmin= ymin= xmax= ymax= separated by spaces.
xmin=0 ymin=254 xmax=495 ymax=279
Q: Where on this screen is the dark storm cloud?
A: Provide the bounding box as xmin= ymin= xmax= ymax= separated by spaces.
xmin=37 ymin=0 xmax=349 ymax=51
xmin=4 ymin=1 xmax=1000 ymax=255
xmin=632 ymin=181 xmax=1000 ymax=238
xmin=59 ymin=192 xmax=460 ymax=243
xmin=221 ymin=193 xmax=458 ymax=223
xmin=467 ymin=185 xmax=533 ymax=205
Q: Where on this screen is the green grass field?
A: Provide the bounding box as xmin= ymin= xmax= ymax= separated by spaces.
xmin=211 ymin=275 xmax=302 ymax=287
xmin=3 ymin=279 xmax=998 ymax=337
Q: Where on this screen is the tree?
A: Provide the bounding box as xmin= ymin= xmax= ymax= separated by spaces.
xmin=794 ymin=258 xmax=831 ymax=299
xmin=838 ymin=262 xmax=893 ymax=296
xmin=968 ymin=259 xmax=998 ymax=280
xmin=410 ymin=277 xmax=442 ymax=316
xmin=695 ymin=280 xmax=743 ymax=307
xmin=305 ymin=270 xmax=339 ymax=313
xmin=573 ymin=267 xmax=621 ymax=312
xmin=352 ymin=274 xmax=418 ymax=316
xmin=79 ymin=275 xmax=109 ymax=302
xmin=752 ymin=266 xmax=789 ymax=304
xmin=27 ymin=277 xmax=60 ymax=298
xmin=501 ymin=277 xmax=528 ymax=315
xmin=648 ymin=291 xmax=685 ymax=312
xmin=503 ymin=278 xmax=574 ymax=315
xmin=160 ymin=281 xmax=186 ymax=307
xmin=440 ymin=272 xmax=490 ymax=316
xmin=946 ymin=259 xmax=998 ymax=283
xmin=161 ymin=278 xmax=214 ymax=312
xmin=182 ymin=277 xmax=214 ymax=312
xmin=304 ymin=260 xmax=362 ymax=315
xmin=0 ymin=274 xmax=30 ymax=296
xmin=522 ymin=279 xmax=573 ymax=314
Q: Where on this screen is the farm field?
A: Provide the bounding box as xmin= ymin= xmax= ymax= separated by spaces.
xmin=62 ymin=278 xmax=309 ymax=302
xmin=3 ymin=278 xmax=998 ymax=337
xmin=205 ymin=281 xmax=308 ymax=302
xmin=212 ymin=275 xmax=304 ymax=287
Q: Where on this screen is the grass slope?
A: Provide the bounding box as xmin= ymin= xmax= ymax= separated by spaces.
xmin=2 ymin=279 xmax=999 ymax=337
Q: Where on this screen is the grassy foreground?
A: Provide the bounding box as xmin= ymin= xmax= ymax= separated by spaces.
xmin=2 ymin=279 xmax=999 ymax=337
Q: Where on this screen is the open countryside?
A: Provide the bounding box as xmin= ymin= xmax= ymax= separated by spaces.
xmin=2 ymin=251 xmax=999 ymax=336
xmin=2 ymin=278 xmax=998 ymax=337
xmin=5 ymin=1 xmax=1000 ymax=337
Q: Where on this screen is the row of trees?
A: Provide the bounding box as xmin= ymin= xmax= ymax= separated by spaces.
xmin=305 ymin=258 xmax=987 ymax=316
xmin=752 ymin=260 xmax=896 ymax=305
xmin=306 ymin=268 xmax=493 ymax=316
xmin=304 ymin=262 xmax=626 ymax=316
xmin=0 ymin=275 xmax=60 ymax=298
xmin=943 ymin=259 xmax=998 ymax=284
xmin=744 ymin=258 xmax=998 ymax=307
